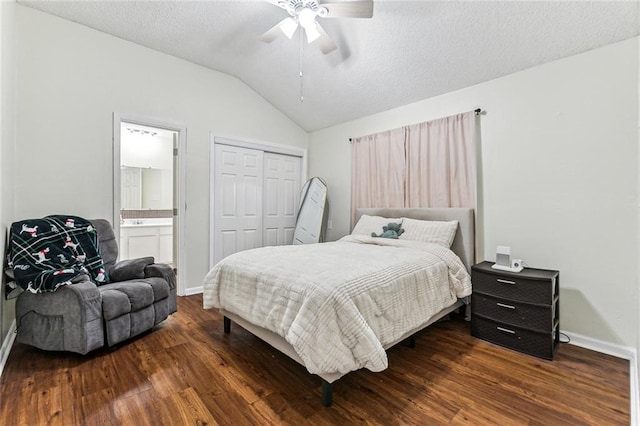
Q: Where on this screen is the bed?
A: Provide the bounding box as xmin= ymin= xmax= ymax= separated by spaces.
xmin=203 ymin=208 xmax=474 ymax=406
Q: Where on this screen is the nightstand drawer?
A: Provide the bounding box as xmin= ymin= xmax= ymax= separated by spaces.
xmin=472 ymin=270 xmax=556 ymax=304
xmin=472 ymin=293 xmax=557 ymax=332
xmin=471 ymin=315 xmax=558 ymax=360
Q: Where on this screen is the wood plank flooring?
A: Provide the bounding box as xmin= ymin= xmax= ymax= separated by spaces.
xmin=0 ymin=294 xmax=630 ymax=425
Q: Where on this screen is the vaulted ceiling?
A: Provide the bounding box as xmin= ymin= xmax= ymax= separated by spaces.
xmin=19 ymin=0 xmax=639 ymax=132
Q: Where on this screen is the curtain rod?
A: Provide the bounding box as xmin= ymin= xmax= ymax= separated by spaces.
xmin=348 ymin=108 xmax=483 ymax=142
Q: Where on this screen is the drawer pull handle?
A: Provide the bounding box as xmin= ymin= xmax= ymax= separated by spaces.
xmin=497 ymin=279 xmax=516 ymax=285
xmin=497 ymin=326 xmax=516 ymax=334
xmin=497 ymin=302 xmax=516 ymax=310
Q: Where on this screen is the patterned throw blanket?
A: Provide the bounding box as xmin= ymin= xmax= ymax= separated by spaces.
xmin=7 ymin=215 xmax=109 ymax=293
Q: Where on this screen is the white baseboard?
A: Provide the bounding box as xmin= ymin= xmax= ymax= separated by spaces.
xmin=563 ymin=330 xmax=638 ymax=425
xmin=563 ymin=330 xmax=636 ymax=359
xmin=0 ymin=320 xmax=16 ymax=379
xmin=184 ymin=286 xmax=203 ymax=296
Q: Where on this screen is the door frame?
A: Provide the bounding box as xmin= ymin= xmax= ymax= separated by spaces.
xmin=209 ymin=134 xmax=307 ymax=269
xmin=113 ymin=113 xmax=187 ymax=296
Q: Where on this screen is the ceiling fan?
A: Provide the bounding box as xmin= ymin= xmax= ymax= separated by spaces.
xmin=259 ymin=0 xmax=374 ymax=54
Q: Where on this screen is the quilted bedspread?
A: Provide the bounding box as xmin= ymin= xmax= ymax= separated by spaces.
xmin=203 ymin=235 xmax=471 ymax=376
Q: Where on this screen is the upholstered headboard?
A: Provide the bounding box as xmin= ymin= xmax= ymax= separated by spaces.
xmin=355 ymin=208 xmax=475 ymax=272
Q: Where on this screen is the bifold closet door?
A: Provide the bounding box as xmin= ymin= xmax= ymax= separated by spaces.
xmin=263 ymin=152 xmax=301 ymax=246
xmin=213 ymin=144 xmax=302 ymax=265
xmin=213 ymin=144 xmax=264 ymax=265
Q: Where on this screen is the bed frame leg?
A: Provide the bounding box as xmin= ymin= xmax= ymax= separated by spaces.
xmin=321 ymin=379 xmax=333 ymax=407
xmin=409 ymin=335 xmax=416 ymax=348
xmin=223 ymin=316 xmax=231 ymax=334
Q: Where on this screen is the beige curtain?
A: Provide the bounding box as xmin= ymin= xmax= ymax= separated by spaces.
xmin=351 ymin=111 xmax=476 ymax=227
xmin=350 ymin=128 xmax=405 ymax=227
xmin=405 ymin=111 xmax=476 ymax=208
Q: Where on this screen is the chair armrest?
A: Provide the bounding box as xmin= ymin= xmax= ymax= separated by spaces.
xmin=109 ymin=256 xmax=155 ymax=282
xmin=16 ymin=281 xmax=101 ymax=317
xmin=145 ymin=263 xmax=176 ymax=290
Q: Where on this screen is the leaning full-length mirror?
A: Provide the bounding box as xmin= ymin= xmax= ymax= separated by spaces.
xmin=293 ymin=177 xmax=328 ymax=245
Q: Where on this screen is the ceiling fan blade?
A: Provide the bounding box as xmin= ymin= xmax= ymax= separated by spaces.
xmin=315 ymin=22 xmax=337 ymax=54
xmin=265 ymin=0 xmax=288 ymax=10
xmin=321 ymin=1 xmax=373 ymax=18
xmin=259 ymin=18 xmax=297 ymax=43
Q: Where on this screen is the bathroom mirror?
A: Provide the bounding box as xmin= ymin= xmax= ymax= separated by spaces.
xmin=293 ymin=177 xmax=328 ymax=245
xmin=120 ymin=166 xmax=173 ymax=210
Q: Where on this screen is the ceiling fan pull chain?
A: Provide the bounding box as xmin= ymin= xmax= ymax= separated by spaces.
xmin=299 ymin=29 xmax=304 ymax=102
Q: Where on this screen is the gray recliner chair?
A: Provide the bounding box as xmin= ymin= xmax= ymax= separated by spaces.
xmin=11 ymin=219 xmax=177 ymax=354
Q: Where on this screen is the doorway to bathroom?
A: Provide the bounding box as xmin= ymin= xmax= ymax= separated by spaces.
xmin=113 ymin=114 xmax=186 ymax=296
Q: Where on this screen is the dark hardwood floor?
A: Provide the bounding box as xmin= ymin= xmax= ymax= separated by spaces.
xmin=0 ymin=294 xmax=630 ymax=425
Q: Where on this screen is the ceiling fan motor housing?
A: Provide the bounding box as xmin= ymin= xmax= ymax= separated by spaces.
xmin=280 ymin=0 xmax=328 ymax=18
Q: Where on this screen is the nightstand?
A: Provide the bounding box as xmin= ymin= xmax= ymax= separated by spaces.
xmin=471 ymin=261 xmax=560 ymax=360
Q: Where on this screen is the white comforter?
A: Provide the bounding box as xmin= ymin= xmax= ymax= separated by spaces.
xmin=203 ymin=235 xmax=471 ymax=376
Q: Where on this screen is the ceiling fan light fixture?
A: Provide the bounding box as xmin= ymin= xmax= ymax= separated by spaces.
xmin=261 ymin=0 xmax=373 ymax=54
xmin=298 ymin=7 xmax=316 ymax=27
xmin=280 ymin=17 xmax=299 ymax=39
xmin=298 ymin=8 xmax=320 ymax=43
xmin=303 ymin=23 xmax=321 ymax=43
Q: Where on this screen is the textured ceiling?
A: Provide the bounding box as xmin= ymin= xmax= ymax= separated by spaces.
xmin=18 ymin=0 xmax=639 ymax=132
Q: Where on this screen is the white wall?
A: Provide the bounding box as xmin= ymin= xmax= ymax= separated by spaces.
xmin=309 ymin=38 xmax=639 ymax=348
xmin=1 ymin=0 xmax=17 ymax=348
xmin=15 ymin=6 xmax=308 ymax=292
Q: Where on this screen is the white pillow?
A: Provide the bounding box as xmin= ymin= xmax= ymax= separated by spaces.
xmin=400 ymin=218 xmax=458 ymax=247
xmin=351 ymin=215 xmax=401 ymax=236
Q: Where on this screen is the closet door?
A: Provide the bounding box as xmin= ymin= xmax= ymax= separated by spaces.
xmin=263 ymin=153 xmax=301 ymax=246
xmin=213 ymin=144 xmax=264 ymax=265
